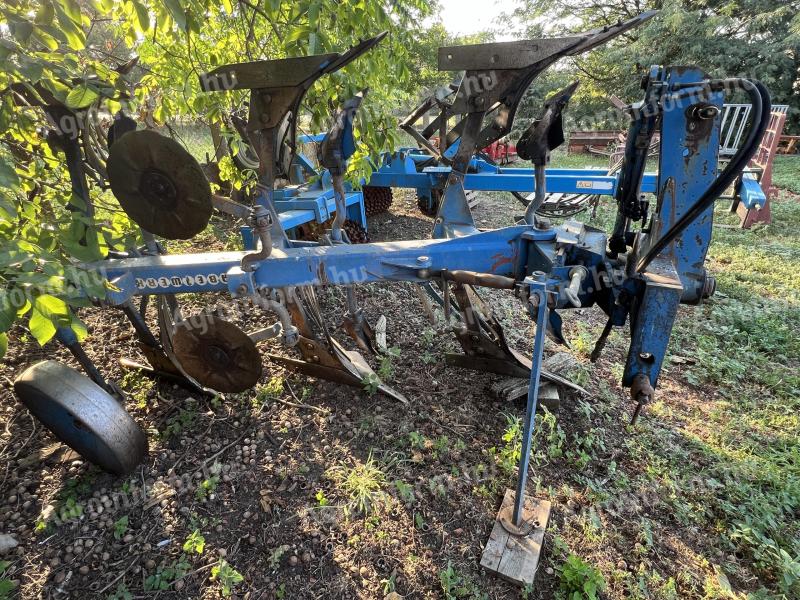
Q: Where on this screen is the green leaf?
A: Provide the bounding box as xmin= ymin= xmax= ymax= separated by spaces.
xmin=35 ymin=2 xmax=56 ymax=24
xmin=54 ymin=4 xmax=86 ymax=50
xmin=65 ymin=84 xmax=99 ymax=109
xmin=0 ymin=291 xmax=17 ymax=332
xmin=59 ymin=0 xmax=83 ymax=23
xmin=0 ymin=332 xmax=7 ymax=359
xmin=162 ymin=0 xmax=188 ymax=32
xmin=132 ymin=0 xmax=150 ymax=32
xmin=70 ymin=314 xmax=88 ymax=341
xmin=32 ymin=28 xmax=59 ymax=51
xmin=34 ymin=294 xmax=70 ymax=322
xmin=221 ymin=0 xmax=233 ymax=14
xmin=29 ymin=307 xmax=56 ymax=345
xmin=10 ymin=20 xmax=34 ymax=44
xmin=0 ymin=157 xmax=19 ymax=189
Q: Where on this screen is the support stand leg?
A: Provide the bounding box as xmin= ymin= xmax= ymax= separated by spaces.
xmin=513 ymin=277 xmax=549 ymax=525
xmin=480 ymin=275 xmax=552 ymax=588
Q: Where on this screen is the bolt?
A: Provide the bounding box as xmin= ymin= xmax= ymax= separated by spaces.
xmin=416 ymin=256 xmax=430 ymax=265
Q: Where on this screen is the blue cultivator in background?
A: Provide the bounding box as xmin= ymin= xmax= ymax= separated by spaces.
xmin=367 ymin=45 xmax=769 ymax=222
xmin=13 ymin=13 xmax=771 ymax=587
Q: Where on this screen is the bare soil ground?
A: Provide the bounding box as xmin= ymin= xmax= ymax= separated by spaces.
xmin=0 ymin=161 xmax=798 ymax=599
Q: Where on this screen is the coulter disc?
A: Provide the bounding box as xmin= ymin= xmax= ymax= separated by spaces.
xmin=107 ymin=130 xmax=212 ymax=239
xmin=172 ymin=315 xmax=262 ymax=393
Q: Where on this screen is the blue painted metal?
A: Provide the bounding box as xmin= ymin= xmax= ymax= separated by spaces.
xmin=650 ymin=67 xmax=722 ymax=303
xmin=368 ymin=152 xmax=659 ymax=197
xmin=737 ymin=173 xmax=767 ymax=210
xmin=513 ymin=275 xmax=549 ymax=525
xmin=622 ymin=66 xmax=722 ymax=390
xmin=622 ymin=260 xmax=683 ymax=389
xmin=299 ymin=133 xmax=326 ymax=144
xmin=237 ymin=135 xmax=367 ymax=249
xmin=98 ymin=226 xmax=557 ymax=301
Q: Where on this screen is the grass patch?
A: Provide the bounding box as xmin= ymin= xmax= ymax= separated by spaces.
xmin=650 ymin=191 xmax=800 ymax=595
xmin=326 ymin=452 xmax=387 ymax=516
xmin=771 ymin=156 xmax=800 ymax=195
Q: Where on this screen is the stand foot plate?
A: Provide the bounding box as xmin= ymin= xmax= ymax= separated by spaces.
xmin=480 ymin=488 xmax=551 ymax=587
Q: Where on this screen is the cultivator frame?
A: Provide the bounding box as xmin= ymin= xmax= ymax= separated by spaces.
xmin=13 ymin=13 xmax=773 ymax=589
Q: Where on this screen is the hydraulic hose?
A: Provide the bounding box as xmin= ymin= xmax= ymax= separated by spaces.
xmin=636 ymin=79 xmax=771 ymax=273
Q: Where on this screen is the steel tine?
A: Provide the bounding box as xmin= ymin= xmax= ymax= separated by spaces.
xmin=413 ymin=283 xmax=438 ymax=325
xmin=342 ymin=287 xmax=379 ymax=354
xmin=153 ymin=296 xmax=209 ymax=394
xmin=441 ymin=271 xmax=452 ymax=323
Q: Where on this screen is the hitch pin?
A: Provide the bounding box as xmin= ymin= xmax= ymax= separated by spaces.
xmin=564 ymin=266 xmax=588 ymax=308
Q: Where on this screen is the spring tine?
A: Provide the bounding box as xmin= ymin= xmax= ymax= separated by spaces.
xmin=413 ymin=284 xmax=437 ymax=325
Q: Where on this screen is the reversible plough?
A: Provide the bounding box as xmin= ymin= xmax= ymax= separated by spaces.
xmin=12 ymin=11 xmax=772 ymax=586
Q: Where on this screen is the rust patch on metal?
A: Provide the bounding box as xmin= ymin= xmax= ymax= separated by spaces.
xmin=489 ymin=250 xmax=515 ymax=273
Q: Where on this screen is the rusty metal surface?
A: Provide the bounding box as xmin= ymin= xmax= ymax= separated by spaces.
xmin=172 ymin=315 xmax=263 ymax=393
xmin=445 ymin=285 xmax=588 ymax=395
xmin=276 ymin=288 xmax=406 ymax=403
xmin=107 ymin=130 xmax=212 ymax=240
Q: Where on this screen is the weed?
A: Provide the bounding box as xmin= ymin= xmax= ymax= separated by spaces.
xmin=362 ymin=373 xmax=381 ymax=396
xmin=491 ymin=413 xmax=522 ymax=477
xmin=106 ymin=581 xmax=132 ymax=600
xmin=439 ymin=561 xmax=487 ymax=599
xmin=327 ymin=452 xmax=387 ymax=515
xmin=315 ymin=490 xmax=329 ymax=507
xmin=433 ymin=435 xmax=450 ymax=458
xmin=536 ymin=409 xmax=565 ymax=462
xmin=163 ymin=408 xmax=196 ymax=438
xmin=559 ymin=555 xmax=606 ymax=600
xmin=394 ymin=480 xmax=415 ymax=504
xmin=276 ymin=583 xmax=286 ymax=599
xmin=382 ymin=571 xmax=397 ymax=594
xmin=120 ymin=371 xmax=154 ymax=409
xmin=144 ymin=554 xmax=190 ymax=591
xmin=182 ymin=529 xmax=205 ymax=555
xmin=0 ymin=561 xmax=15 ymax=600
xmin=210 ymin=559 xmax=244 ymax=597
xmin=195 ymin=461 xmax=222 ymax=501
xmin=268 ymin=545 xmax=289 ymax=569
xmin=255 ymin=376 xmax=284 ymax=407
xmin=378 ymin=346 xmax=402 ymax=380
xmin=521 ymin=583 xmax=534 ymax=599
xmin=408 ymin=431 xmax=426 ymax=449
xmin=112 ymin=515 xmax=128 ymax=540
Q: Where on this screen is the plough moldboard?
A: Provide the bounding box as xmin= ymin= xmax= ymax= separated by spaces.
xmin=12 ymin=11 xmax=773 ymax=588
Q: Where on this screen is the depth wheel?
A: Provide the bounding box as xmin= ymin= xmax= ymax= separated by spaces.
xmin=14 ymin=361 xmax=147 ymax=475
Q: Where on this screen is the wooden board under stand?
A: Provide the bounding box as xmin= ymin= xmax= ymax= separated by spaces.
xmin=480 ymin=488 xmax=552 ymax=587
